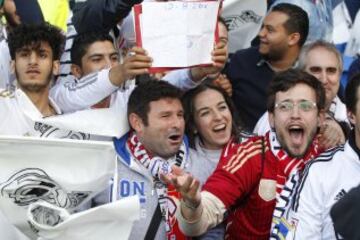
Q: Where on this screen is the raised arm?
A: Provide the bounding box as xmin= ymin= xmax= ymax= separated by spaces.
xmin=51 ymin=47 xmax=152 ymax=112
xmin=72 ymin=0 xmax=143 ymax=34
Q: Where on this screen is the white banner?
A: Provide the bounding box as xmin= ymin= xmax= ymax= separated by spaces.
xmin=0 ymin=136 xmax=120 ymax=239
xmin=222 ymin=0 xmax=266 ymax=53
xmin=28 ymin=196 xmax=140 ymax=240
xmin=39 ymin=106 xmax=129 ymax=138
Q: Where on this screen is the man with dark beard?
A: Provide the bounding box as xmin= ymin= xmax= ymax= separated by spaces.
xmin=226 ymin=3 xmax=309 ymax=131
xmin=163 ymin=69 xmax=326 ymax=239
xmin=0 ymin=23 xmax=67 ymax=136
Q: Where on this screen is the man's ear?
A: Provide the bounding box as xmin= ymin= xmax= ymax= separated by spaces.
xmin=268 ymin=111 xmax=275 ymax=129
xmin=318 ymin=109 xmax=326 ymax=127
xmin=52 ymin=60 xmax=60 ymax=76
xmin=128 ymin=113 xmax=144 ymax=133
xmin=348 ymin=109 xmax=356 ymax=126
xmin=288 ymin=32 xmax=301 ymax=47
xmin=70 ymin=64 xmax=83 ymax=79
xmin=10 ymin=60 xmax=15 ymax=74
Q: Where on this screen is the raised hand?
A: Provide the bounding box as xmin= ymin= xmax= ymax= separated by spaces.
xmin=190 ymin=41 xmax=228 ymax=82
xmin=213 ymin=74 xmax=232 ymax=96
xmin=109 ymin=47 xmax=152 ymax=86
xmin=318 ymin=116 xmax=345 ymax=150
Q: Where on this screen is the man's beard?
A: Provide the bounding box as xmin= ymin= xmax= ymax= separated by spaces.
xmin=15 ymin=71 xmax=52 ymax=93
xmin=276 ymin=127 xmax=317 ymax=158
xmin=261 ymin=46 xmax=287 ymax=62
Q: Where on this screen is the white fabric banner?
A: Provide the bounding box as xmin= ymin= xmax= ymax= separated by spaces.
xmin=39 ymin=106 xmax=129 ymax=138
xmin=222 ymin=0 xmax=266 ymax=53
xmin=345 ymin=9 xmax=360 ymax=56
xmin=28 ymin=196 xmax=140 ymax=240
xmin=0 ymin=136 xmax=118 ymax=239
xmin=332 ymin=2 xmax=351 ymax=44
xmin=0 ymin=209 xmax=30 ymax=240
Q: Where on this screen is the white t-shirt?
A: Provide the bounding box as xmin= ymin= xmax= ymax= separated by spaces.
xmin=286 ymin=141 xmax=360 ymax=239
xmin=0 ymin=88 xmax=89 ymax=139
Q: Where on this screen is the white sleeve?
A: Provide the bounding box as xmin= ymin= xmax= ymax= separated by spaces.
xmin=176 ymin=191 xmax=226 ymax=237
xmin=50 ymin=69 xmax=118 ymax=113
xmin=162 ymin=69 xmax=200 ymax=90
xmin=253 ymin=112 xmax=270 ymax=135
xmin=291 ymin=165 xmax=325 ymax=240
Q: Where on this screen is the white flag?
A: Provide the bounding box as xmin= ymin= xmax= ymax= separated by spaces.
xmin=222 ymin=0 xmax=266 ymax=53
xmin=0 ymin=136 xmax=118 ymax=239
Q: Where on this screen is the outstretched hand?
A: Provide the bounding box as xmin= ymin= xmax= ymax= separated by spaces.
xmin=161 ymin=166 xmax=202 ymax=209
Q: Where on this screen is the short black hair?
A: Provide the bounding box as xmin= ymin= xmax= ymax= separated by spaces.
xmin=182 ymin=83 xmax=242 ymax=148
xmin=127 ymin=80 xmax=183 ymax=126
xmin=8 ymin=22 xmax=65 ymax=60
xmin=345 ymin=73 xmax=360 ymax=114
xmin=218 ymin=16 xmax=229 ymax=31
xmin=71 ymin=32 xmax=115 ymax=66
xmin=272 ymin=3 xmax=309 ymax=46
xmin=267 ymin=69 xmax=325 ymax=113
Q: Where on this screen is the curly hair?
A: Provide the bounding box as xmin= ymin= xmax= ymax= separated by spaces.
xmin=8 ymin=22 xmax=65 ymax=60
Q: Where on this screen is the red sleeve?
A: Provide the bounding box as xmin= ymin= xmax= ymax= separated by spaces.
xmin=202 ymin=137 xmax=263 ymax=209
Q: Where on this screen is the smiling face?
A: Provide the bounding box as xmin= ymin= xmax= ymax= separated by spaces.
xmin=304 ymin=47 xmax=341 ymax=109
xmin=258 ymin=11 xmax=291 ymax=61
xmin=13 ymin=41 xmax=58 ymax=93
xmin=193 ymin=89 xmax=232 ymax=150
xmin=132 ymin=98 xmax=185 ymax=159
xmin=269 ymin=83 xmax=321 ymax=157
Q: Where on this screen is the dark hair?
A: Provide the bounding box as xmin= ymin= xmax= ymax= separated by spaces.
xmin=218 ymin=16 xmax=229 ymax=31
xmin=267 ymin=69 xmax=326 ymax=112
xmin=345 ymin=73 xmax=360 ymax=114
xmin=271 ymin=3 xmax=309 ymax=46
xmin=182 ymin=83 xmax=242 ymax=148
xmin=8 ymin=22 xmax=65 ymax=60
xmin=127 ymin=80 xmax=183 ymax=126
xmin=71 ymin=32 xmax=114 ymax=66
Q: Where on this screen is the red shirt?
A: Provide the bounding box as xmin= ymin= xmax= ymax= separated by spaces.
xmin=202 ymin=135 xmax=319 ymax=240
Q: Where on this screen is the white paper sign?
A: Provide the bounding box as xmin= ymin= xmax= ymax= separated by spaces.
xmin=138 ymin=1 xmax=220 ymax=67
xmin=0 ymin=136 xmax=117 ymax=239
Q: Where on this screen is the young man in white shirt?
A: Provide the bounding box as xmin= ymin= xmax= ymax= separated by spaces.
xmin=0 ymin=22 xmax=87 ymax=139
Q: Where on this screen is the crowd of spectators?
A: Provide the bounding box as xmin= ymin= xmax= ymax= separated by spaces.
xmin=1 ymin=0 xmax=360 ymax=239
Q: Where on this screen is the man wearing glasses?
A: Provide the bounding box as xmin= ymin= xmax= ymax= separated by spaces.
xmin=280 ymin=73 xmax=360 ymax=239
xmin=163 ymin=69 xmax=326 ymax=239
